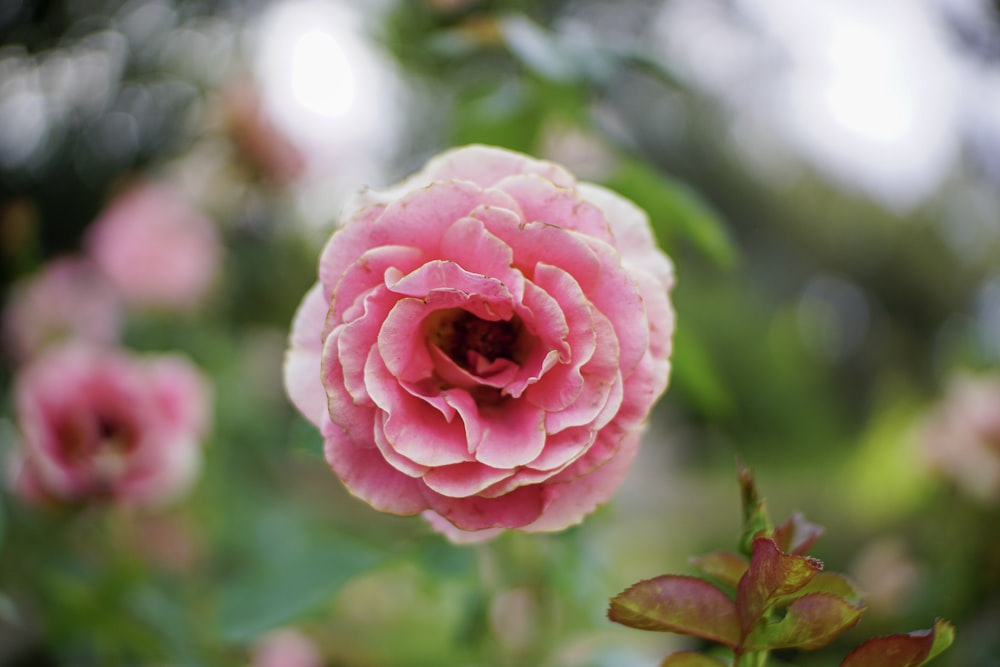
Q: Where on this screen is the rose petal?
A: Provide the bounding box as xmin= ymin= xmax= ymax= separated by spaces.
xmin=496 ymin=173 xmax=614 ymax=244
xmin=366 ymin=348 xmax=476 ymax=467
xmin=578 ymin=236 xmax=649 ymax=377
xmin=541 ymin=307 xmax=623 ymax=433
xmin=321 ymin=329 xmax=380 ymax=449
xmin=519 ymin=430 xmax=642 ymax=532
xmin=421 ymin=510 xmax=505 ymax=544
xmin=322 ymin=414 xmax=427 ymax=515
xmin=327 ymin=244 xmax=425 ymax=327
xmin=421 ymin=144 xmax=576 ymax=189
xmin=578 ymin=182 xmax=675 ymax=289
xmin=422 ymin=461 xmax=515 ymax=498
xmin=465 ymin=399 xmax=547 ymax=470
xmin=440 ymin=216 xmax=523 ymax=298
xmin=421 ymin=482 xmax=545 ymax=531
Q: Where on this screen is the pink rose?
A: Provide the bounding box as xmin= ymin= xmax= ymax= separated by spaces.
xmin=284 ymin=145 xmax=674 ymax=539
xmin=2 ymin=256 xmax=122 ymax=361
xmin=9 ymin=344 xmax=211 ymax=508
xmin=921 ymin=374 xmax=1000 ymax=503
xmin=86 ymin=182 xmax=221 ymax=310
xmin=251 ymin=629 xmax=322 ymax=667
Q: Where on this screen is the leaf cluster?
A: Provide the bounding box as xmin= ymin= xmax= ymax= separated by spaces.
xmin=608 ymin=464 xmax=954 ymax=667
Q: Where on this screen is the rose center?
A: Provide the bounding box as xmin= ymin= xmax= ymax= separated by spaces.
xmin=427 ymin=308 xmax=525 ymax=370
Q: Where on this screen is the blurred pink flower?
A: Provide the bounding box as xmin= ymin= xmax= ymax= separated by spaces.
xmin=2 ymin=256 xmax=122 ymax=361
xmin=86 ymin=183 xmax=221 ymax=310
xmin=921 ymin=374 xmax=1000 ymax=503
xmin=284 ymin=145 xmax=675 ymax=540
xmin=9 ymin=344 xmax=211 ymax=509
xmin=222 ymin=81 xmax=306 ymax=187
xmin=251 ymin=629 xmax=322 ymax=667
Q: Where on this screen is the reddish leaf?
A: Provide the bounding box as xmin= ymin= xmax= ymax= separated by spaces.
xmin=736 ymin=538 xmax=823 ymax=632
xmin=746 ymin=592 xmax=865 ymax=651
xmin=841 ymin=619 xmax=956 ymax=667
xmin=737 ymin=538 xmax=822 ymax=620
xmin=690 ymin=551 xmax=749 ymax=590
xmin=774 ymin=512 xmax=825 ymax=555
xmin=608 ymin=575 xmax=741 ymax=648
xmin=661 ymin=651 xmax=728 ymax=666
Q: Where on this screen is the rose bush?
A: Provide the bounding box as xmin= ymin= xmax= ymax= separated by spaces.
xmin=284 ymin=145 xmax=674 ymax=539
xmin=9 ymin=344 xmax=212 ymax=508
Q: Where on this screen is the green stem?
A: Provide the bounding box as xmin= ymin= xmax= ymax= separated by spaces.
xmin=735 ymin=649 xmax=769 ymax=667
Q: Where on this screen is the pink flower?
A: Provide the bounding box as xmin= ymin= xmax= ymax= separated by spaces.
xmin=284 ymin=145 xmax=675 ymax=539
xmin=9 ymin=344 xmax=211 ymax=509
xmin=2 ymin=256 xmax=122 ymax=361
xmin=86 ymin=182 xmax=221 ymax=310
xmin=251 ymin=629 xmax=322 ymax=667
xmin=921 ymin=374 xmax=1000 ymax=503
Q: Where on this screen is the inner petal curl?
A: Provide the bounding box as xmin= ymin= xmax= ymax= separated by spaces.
xmin=426 ymin=308 xmax=528 ymax=371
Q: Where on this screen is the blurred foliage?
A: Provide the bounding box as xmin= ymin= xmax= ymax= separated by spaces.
xmin=0 ymin=0 xmax=999 ymax=666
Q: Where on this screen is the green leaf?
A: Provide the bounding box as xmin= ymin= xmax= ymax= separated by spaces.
xmin=499 ymin=15 xmax=580 ymax=83
xmin=216 ymin=531 xmax=388 ymax=642
xmin=690 ymin=551 xmax=749 ymax=590
xmin=736 ymin=538 xmax=822 ymax=632
xmin=661 ymin=651 xmax=729 ymax=667
xmin=774 ymin=571 xmax=862 ymax=608
xmin=671 ymin=323 xmax=735 ymax=419
xmin=773 ymin=512 xmax=824 ymax=556
xmin=453 ymin=80 xmax=545 ymax=152
xmin=603 ymin=159 xmax=737 ymax=269
xmin=737 ymin=462 xmax=772 ymax=557
xmin=746 ymin=592 xmax=864 ymax=651
xmin=840 ymin=619 xmax=955 ymax=667
xmin=608 ymin=575 xmax=740 ymax=648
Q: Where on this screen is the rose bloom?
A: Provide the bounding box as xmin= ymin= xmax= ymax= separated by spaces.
xmin=284 ymin=145 xmax=675 ymax=540
xmin=2 ymin=256 xmax=122 ymax=361
xmin=251 ymin=629 xmax=322 ymax=667
xmin=921 ymin=374 xmax=1000 ymax=503
xmin=9 ymin=344 xmax=211 ymax=508
xmin=86 ymin=182 xmax=221 ymax=310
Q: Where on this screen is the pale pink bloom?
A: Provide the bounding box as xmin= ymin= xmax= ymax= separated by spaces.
xmin=86 ymin=183 xmax=221 ymax=310
xmin=9 ymin=344 xmax=211 ymax=508
xmin=921 ymin=374 xmax=1000 ymax=503
xmin=284 ymin=145 xmax=675 ymax=540
xmin=251 ymin=629 xmax=322 ymax=667
xmin=2 ymin=256 xmax=122 ymax=361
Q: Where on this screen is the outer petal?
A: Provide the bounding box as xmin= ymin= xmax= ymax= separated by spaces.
xmin=421 ymin=510 xmax=505 ymax=544
xmin=422 ymin=481 xmax=545 ymax=531
xmin=422 ymin=461 xmax=515 ymax=498
xmin=578 ymin=182 xmax=675 ymax=290
xmin=496 ymin=173 xmax=614 ymax=244
xmin=283 ymin=284 xmax=329 ymax=426
xmin=420 ymin=144 xmax=576 ymax=190
xmin=519 ymin=430 xmax=643 ymax=532
xmin=322 ymin=414 xmax=428 ymax=515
